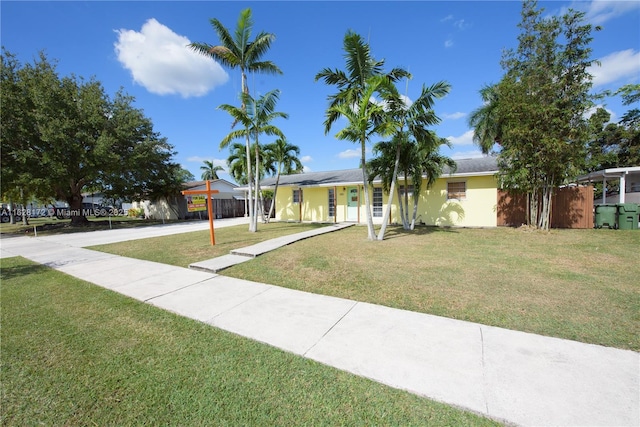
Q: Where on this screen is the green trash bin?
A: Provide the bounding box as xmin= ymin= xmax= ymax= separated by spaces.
xmin=595 ymin=204 xmax=618 ymax=229
xmin=616 ymin=203 xmax=639 ymax=230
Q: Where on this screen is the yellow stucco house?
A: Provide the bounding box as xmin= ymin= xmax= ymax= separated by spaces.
xmin=254 ymin=157 xmax=500 ymax=227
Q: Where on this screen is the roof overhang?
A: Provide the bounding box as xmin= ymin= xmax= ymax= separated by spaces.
xmin=234 ymin=180 xmax=383 ymax=191
xmin=235 ymin=171 xmax=498 ymax=191
xmin=576 ymin=167 xmax=640 ymax=182
xmin=444 ymin=171 xmax=498 ymax=178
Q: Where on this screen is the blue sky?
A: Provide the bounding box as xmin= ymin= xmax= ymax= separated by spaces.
xmin=2 ymin=1 xmax=639 ymax=183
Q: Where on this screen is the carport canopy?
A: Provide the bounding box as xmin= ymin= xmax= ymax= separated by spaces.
xmin=576 ymin=166 xmax=640 ymax=204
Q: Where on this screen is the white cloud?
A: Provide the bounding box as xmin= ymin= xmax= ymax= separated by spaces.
xmin=114 ymin=18 xmax=228 ymax=97
xmin=303 ymin=165 xmax=312 ymax=173
xmin=369 ymin=94 xmax=412 ymax=112
xmin=446 ymin=130 xmax=475 ymax=146
xmin=300 ymin=155 xmax=313 ymax=163
xmin=578 ymin=0 xmax=640 ymax=25
xmin=338 ymin=149 xmax=361 ymax=159
xmin=443 ymin=112 xmax=466 ymax=120
xmin=589 ymin=49 xmax=640 ymax=87
xmin=451 ymin=150 xmax=486 ymax=160
xmin=186 ymin=156 xmax=208 ymax=162
xmin=441 ymin=14 xmax=454 ymax=23
xmin=454 ymin=19 xmax=469 ymax=30
xmin=444 ymin=39 xmax=454 ymax=48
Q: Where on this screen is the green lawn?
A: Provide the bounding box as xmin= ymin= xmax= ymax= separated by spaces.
xmin=90 ymin=222 xmax=325 ymax=268
xmin=0 ymin=257 xmax=498 ymax=426
xmin=93 ymin=224 xmax=640 ymax=351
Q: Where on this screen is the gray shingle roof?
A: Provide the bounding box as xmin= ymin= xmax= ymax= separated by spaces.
xmin=444 ymin=156 xmax=498 ymax=175
xmin=183 ymin=179 xmax=237 ymax=192
xmin=261 ymin=169 xmax=364 ymax=187
xmin=258 ymin=156 xmax=498 ymax=188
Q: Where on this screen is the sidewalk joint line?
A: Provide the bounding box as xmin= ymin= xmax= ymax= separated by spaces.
xmin=303 ymin=300 xmax=359 ymax=357
xmin=144 ymin=275 xmax=217 ymax=303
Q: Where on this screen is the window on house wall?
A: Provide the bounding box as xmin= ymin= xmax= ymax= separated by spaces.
xmin=447 ymin=181 xmax=466 ymax=200
xmin=373 ymin=187 xmax=383 ymax=217
xmin=328 ymin=188 xmax=335 ymax=217
xmin=293 ymin=189 xmax=303 ymax=203
xmin=399 ymin=184 xmax=414 ymax=197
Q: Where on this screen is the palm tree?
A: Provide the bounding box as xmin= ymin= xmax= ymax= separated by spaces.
xmin=368 ymin=131 xmax=453 ymax=231
xmin=227 ymin=142 xmax=250 ymax=185
xmin=468 ymin=84 xmax=502 ymax=154
xmin=368 ymin=81 xmax=451 ymax=239
xmin=263 ymin=137 xmax=303 ymax=222
xmin=227 ymin=141 xmax=274 ymax=217
xmin=368 ymin=135 xmax=408 ymax=228
xmin=190 ymin=8 xmax=282 ymax=232
xmin=411 ymin=136 xmax=456 ymax=228
xmin=200 ymin=160 xmax=224 ymax=181
xmin=316 ymin=31 xmax=410 ymax=240
xmin=219 ymin=90 xmax=288 ymax=230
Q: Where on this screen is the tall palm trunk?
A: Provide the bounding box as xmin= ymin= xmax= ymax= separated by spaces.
xmin=396 ymin=187 xmax=406 ymax=229
xmin=360 ymin=137 xmax=377 ymax=240
xmin=411 ymin=192 xmax=419 ymax=230
xmin=377 ymin=143 xmax=401 ymax=240
xmin=253 ymin=134 xmax=260 ymax=231
xmin=241 ymin=71 xmax=256 ymax=232
xmin=267 ymin=169 xmax=281 ymax=223
xmin=258 ymin=183 xmax=268 ymax=223
xmin=401 ymin=170 xmax=411 ymax=230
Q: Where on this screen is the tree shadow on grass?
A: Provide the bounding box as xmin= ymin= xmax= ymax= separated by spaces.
xmin=0 ymin=258 xmax=50 ymax=281
xmin=381 ymin=225 xmax=460 ymax=240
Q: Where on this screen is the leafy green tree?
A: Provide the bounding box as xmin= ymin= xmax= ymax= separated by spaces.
xmin=316 ymin=31 xmax=410 ymax=240
xmin=617 ymin=84 xmax=640 ymax=122
xmin=0 ymin=50 xmax=49 ymax=224
xmin=175 ymin=167 xmax=196 ymax=183
xmin=586 ymin=108 xmax=619 ymax=171
xmin=200 ymin=160 xmax=224 ymax=180
xmin=190 ymin=8 xmax=282 ymax=232
xmin=95 ymin=91 xmax=180 ymax=207
xmin=614 ymin=84 xmax=640 ymax=167
xmin=263 ymin=137 xmax=303 ymax=222
xmin=0 ymin=50 xmax=180 ymax=226
xmin=585 ymin=84 xmax=640 ymax=197
xmin=219 ymin=90 xmax=287 ymax=230
xmin=485 ymin=0 xmax=598 ymax=230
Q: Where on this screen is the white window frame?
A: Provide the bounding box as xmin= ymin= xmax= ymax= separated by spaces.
xmin=373 ymin=187 xmax=383 ymax=217
xmin=328 ymin=188 xmax=335 ymax=217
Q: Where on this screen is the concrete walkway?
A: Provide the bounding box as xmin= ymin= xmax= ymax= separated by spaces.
xmin=189 ymin=222 xmax=354 ymax=273
xmin=0 ymin=220 xmax=638 ymax=427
